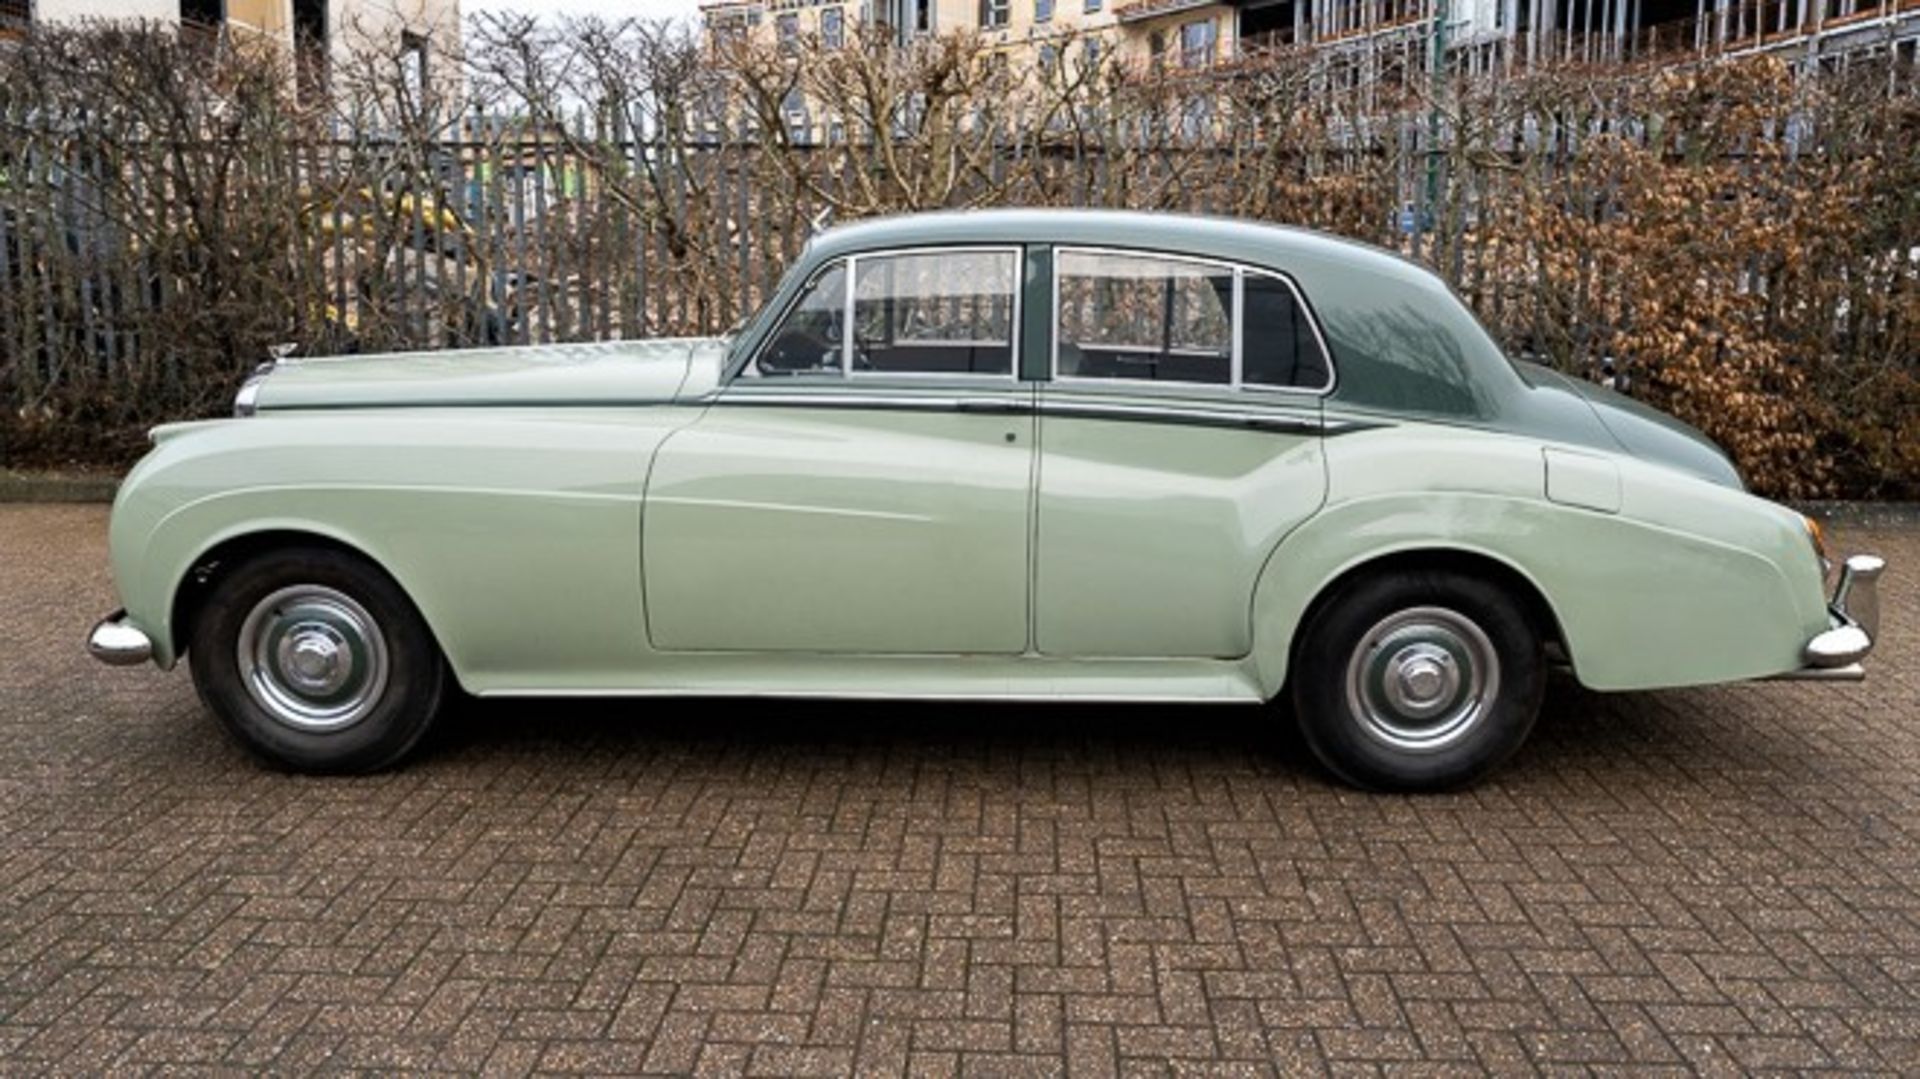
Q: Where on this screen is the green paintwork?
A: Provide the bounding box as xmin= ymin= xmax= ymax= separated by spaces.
xmin=1033 ymin=384 xmax=1326 ymax=658
xmin=101 ymin=210 xmax=1840 ymax=703
xmin=1248 ymin=418 xmax=1828 ymax=693
xmin=644 ymin=386 xmax=1036 ymax=655
xmin=255 ymin=338 xmax=720 ymax=411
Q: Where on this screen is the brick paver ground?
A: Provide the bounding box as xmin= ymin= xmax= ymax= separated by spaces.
xmin=2 ymin=504 xmax=1918 ymax=1074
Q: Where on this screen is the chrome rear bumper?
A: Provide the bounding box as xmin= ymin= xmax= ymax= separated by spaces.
xmin=1771 ymin=554 xmax=1883 ymax=681
xmin=88 ymin=610 xmax=154 ymax=667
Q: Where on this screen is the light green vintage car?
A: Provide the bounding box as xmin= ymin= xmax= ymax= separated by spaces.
xmin=89 ymin=210 xmax=1884 ymax=790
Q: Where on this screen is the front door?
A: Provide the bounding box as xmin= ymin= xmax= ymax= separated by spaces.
xmin=643 ymin=247 xmax=1035 ymax=654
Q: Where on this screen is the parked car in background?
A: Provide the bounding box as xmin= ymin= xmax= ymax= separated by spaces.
xmin=88 ymin=210 xmax=1884 ymax=790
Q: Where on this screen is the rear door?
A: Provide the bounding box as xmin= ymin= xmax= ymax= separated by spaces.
xmin=1034 ymin=247 xmax=1334 ymax=659
xmin=643 ymin=247 xmax=1036 ymax=654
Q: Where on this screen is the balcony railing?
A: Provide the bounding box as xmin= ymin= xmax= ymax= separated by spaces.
xmin=1113 ymin=0 xmax=1217 ymax=23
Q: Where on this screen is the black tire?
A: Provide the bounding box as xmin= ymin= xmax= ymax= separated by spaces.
xmin=187 ymin=546 xmax=447 ymax=774
xmin=1289 ymin=569 xmax=1546 ymax=792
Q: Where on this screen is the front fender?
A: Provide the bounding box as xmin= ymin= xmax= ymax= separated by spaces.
xmin=106 ymin=410 xmax=690 ymax=688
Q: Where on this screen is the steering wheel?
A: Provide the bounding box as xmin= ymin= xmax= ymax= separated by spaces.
xmin=756 ymin=329 xmax=831 ymax=374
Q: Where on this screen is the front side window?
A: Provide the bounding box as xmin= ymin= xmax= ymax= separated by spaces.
xmin=754 ymin=249 xmax=1018 ymax=377
xmin=1054 ymin=248 xmax=1331 ymax=391
xmin=853 ymin=250 xmax=1016 ymax=375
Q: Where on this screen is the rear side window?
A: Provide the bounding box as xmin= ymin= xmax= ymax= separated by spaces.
xmin=1056 ymin=251 xmax=1233 ymax=384
xmin=1242 ymin=270 xmax=1331 ymax=390
xmin=1054 ymin=247 xmax=1331 ymax=392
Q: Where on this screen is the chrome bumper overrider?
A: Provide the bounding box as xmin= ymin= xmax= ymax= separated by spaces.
xmin=1772 ymin=554 xmax=1884 ymax=682
xmin=88 ymin=610 xmax=154 ymax=667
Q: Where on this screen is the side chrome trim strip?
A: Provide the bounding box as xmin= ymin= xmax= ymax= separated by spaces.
xmin=714 ymin=391 xmax=1029 ymax=414
xmin=1040 ymin=399 xmax=1380 ymax=436
xmin=712 ymin=389 xmax=1380 ymax=435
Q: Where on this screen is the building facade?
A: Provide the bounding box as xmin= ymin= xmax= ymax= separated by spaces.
xmin=5 ymin=1 xmax=463 ymax=106
xmin=702 ymin=0 xmax=1235 ymax=73
xmin=702 ymin=0 xmax=1919 ymax=77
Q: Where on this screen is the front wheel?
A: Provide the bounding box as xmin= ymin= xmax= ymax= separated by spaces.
xmin=1289 ymin=570 xmax=1546 ymax=791
xmin=187 ymin=547 xmax=447 ymax=773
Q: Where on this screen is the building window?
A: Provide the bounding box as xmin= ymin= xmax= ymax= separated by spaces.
xmin=1085 ymin=0 xmax=1102 ymax=12
xmin=781 ymin=89 xmax=811 ymax=145
xmin=980 ymin=0 xmax=1010 ymax=29
xmin=776 ymin=12 xmax=799 ymax=50
xmin=1148 ymin=29 xmax=1167 ymax=66
xmin=1036 ymin=0 xmax=1054 ymax=22
xmin=822 ymin=5 xmax=845 ymax=46
xmin=1179 ymin=18 xmax=1216 ymax=67
xmin=180 ymin=0 xmax=222 ymax=26
xmin=1038 ymin=44 xmax=1058 ymax=75
xmin=1082 ymin=36 xmax=1101 ymax=71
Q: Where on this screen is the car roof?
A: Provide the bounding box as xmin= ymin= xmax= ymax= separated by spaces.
xmin=729 ymin=207 xmax=1530 ymax=427
xmin=806 ymin=207 xmax=1425 ymax=285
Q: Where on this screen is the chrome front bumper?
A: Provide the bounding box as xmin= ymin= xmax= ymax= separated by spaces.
xmin=88 ymin=610 xmax=154 ymax=667
xmin=1773 ymin=554 xmax=1884 ymax=682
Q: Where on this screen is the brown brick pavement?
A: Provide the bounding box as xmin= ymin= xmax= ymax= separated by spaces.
xmin=2 ymin=504 xmax=1918 ymax=1073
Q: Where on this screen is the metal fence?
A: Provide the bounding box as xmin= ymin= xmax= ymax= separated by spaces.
xmin=0 ymin=28 xmax=1916 ymax=496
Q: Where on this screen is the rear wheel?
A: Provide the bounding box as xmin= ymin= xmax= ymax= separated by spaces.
xmin=187 ymin=547 xmax=446 ymax=773
xmin=1290 ymin=569 xmax=1546 ymax=791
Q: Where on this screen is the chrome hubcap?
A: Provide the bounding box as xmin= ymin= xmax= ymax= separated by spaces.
xmin=1345 ymin=606 xmax=1499 ymax=753
xmin=237 ymin=586 xmax=388 ymax=733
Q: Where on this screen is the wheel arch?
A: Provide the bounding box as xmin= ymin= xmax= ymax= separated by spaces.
xmin=162 ymin=526 xmax=452 ymax=683
xmin=1286 ymin=547 xmax=1568 ymax=676
xmin=1250 ymin=526 xmax=1575 ymax=699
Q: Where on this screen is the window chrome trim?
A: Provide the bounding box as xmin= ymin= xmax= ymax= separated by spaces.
xmin=1230 ymin=266 xmax=1246 ymax=386
xmin=1050 ymin=245 xmax=1336 ymax=397
xmin=846 ymin=245 xmax=1023 ymax=381
xmin=708 ymin=387 xmax=1379 ymax=435
xmin=742 ymin=244 xmax=1025 ymax=383
xmin=1239 ymin=265 xmax=1337 ymax=397
xmin=743 ymin=260 xmax=848 ymax=380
